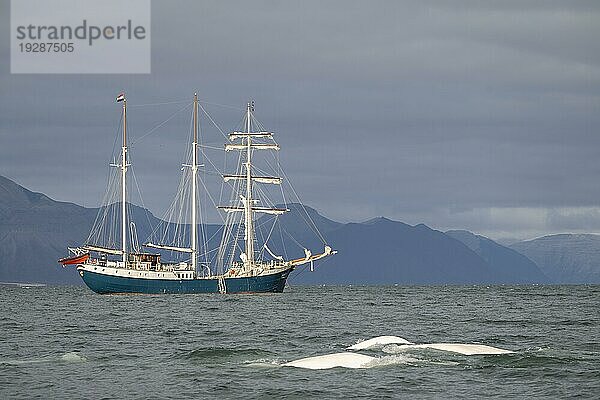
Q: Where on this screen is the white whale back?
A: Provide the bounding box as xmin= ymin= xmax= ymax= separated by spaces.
xmin=347 ymin=335 xmax=414 ymax=350
xmin=282 ymin=336 xmax=513 ymax=370
xmin=284 ymin=352 xmax=375 ymax=369
xmin=412 ymin=343 xmax=513 ymax=355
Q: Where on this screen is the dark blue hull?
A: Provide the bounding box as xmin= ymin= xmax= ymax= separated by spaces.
xmin=79 ymin=268 xmax=292 ymax=294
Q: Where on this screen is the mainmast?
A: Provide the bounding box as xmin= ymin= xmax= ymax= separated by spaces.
xmin=244 ymin=102 xmax=254 ymax=271
xmin=121 ymin=95 xmax=128 ymax=267
xmin=141 ymin=93 xmax=202 ymax=266
xmin=191 ymin=93 xmax=198 ymax=274
xmin=219 ymin=101 xmax=288 ymax=272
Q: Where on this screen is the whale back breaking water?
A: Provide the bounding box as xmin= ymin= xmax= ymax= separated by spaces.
xmin=284 ymin=336 xmax=513 ymax=369
xmin=349 ymin=336 xmax=514 ymax=356
xmin=284 ymin=352 xmax=376 ymax=369
xmin=347 ymin=335 xmax=414 ymax=350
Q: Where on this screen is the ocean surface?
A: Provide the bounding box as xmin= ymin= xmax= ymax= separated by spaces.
xmin=1 ymin=284 xmax=599 ymax=399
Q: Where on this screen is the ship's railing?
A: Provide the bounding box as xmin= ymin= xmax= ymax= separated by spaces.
xmin=84 ymin=256 xmax=192 ymax=273
xmin=230 ymin=260 xmax=287 ymax=270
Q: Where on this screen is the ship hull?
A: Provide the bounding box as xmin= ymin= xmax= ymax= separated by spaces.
xmin=78 ymin=267 xmax=292 ymax=294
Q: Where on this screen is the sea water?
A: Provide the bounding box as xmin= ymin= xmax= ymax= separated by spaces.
xmin=0 ymin=285 xmax=598 ymax=398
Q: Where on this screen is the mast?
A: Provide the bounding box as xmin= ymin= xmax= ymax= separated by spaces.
xmin=192 ymin=93 xmax=198 ymax=274
xmin=244 ymin=101 xmax=254 ymax=271
xmin=218 ymin=101 xmax=288 ymax=271
xmin=121 ymin=96 xmax=128 ymax=267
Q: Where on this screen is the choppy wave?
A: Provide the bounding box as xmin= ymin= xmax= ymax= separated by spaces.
xmin=243 ymin=358 xmax=285 ymax=368
xmin=184 ymin=347 xmax=272 ymax=362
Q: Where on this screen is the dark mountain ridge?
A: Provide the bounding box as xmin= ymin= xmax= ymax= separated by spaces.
xmin=510 ymin=234 xmax=600 ymax=283
xmin=446 ymin=230 xmax=550 ymax=284
xmin=0 ymin=175 xmax=554 ymax=285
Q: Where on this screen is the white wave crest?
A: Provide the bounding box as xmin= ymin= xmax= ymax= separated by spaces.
xmin=59 ymin=352 xmax=87 ymax=362
xmin=362 ymin=354 xmax=423 ymax=368
xmin=244 ymin=358 xmax=283 ymax=368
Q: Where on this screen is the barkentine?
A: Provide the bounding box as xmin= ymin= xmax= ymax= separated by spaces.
xmin=59 ymin=93 xmax=335 ymax=294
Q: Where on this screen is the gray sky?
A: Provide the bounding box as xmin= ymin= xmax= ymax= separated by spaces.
xmin=1 ymin=0 xmax=599 ymax=241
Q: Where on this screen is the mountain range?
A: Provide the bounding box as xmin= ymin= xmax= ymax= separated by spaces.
xmin=510 ymin=235 xmax=600 ymax=284
xmin=0 ymin=175 xmax=597 ymax=285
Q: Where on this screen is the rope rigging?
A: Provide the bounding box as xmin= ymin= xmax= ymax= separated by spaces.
xmin=85 ymin=96 xmax=332 ymax=276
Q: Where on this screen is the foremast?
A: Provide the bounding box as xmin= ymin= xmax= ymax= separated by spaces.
xmin=120 ymin=94 xmax=128 ymax=267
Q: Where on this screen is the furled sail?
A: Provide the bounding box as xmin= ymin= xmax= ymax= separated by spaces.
xmin=223 ymin=175 xmax=282 ymax=184
xmin=143 ymin=242 xmax=193 ymax=253
xmin=225 ymin=143 xmax=280 ymax=151
xmin=218 ymin=206 xmax=288 ymax=215
xmin=229 ymin=131 xmax=273 ymax=140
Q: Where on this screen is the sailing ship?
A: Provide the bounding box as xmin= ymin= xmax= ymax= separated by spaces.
xmin=59 ymin=93 xmax=335 ymax=294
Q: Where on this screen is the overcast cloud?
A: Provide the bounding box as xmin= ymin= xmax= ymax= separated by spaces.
xmin=1 ymin=0 xmax=599 ymax=241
